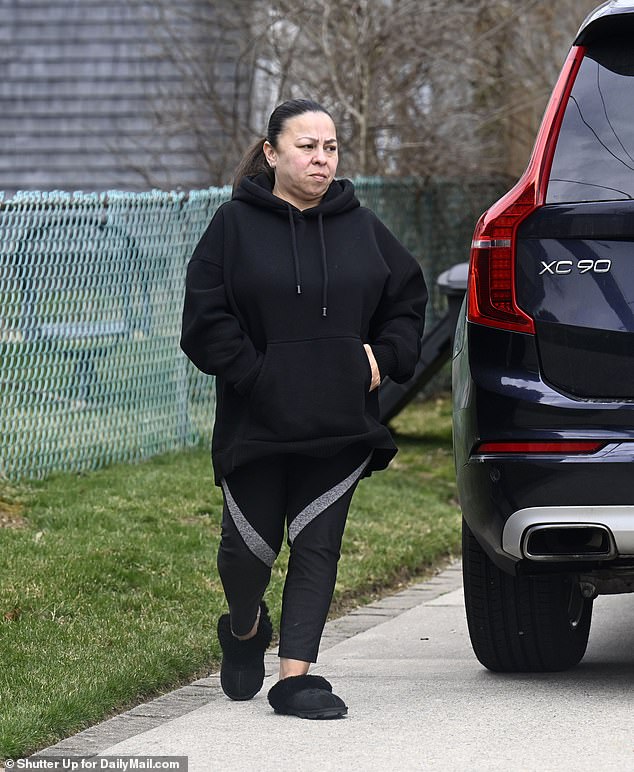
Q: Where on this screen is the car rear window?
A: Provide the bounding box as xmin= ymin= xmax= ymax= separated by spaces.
xmin=547 ymin=35 xmax=634 ymax=203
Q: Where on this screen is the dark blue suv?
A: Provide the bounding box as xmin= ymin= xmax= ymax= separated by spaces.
xmin=454 ymin=0 xmax=634 ymax=671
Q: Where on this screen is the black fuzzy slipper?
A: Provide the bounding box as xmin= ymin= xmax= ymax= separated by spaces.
xmin=217 ymin=601 xmax=273 ymax=701
xmin=267 ymin=675 xmax=348 ymax=719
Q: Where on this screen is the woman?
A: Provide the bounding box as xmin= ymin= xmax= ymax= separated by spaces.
xmin=180 ymin=98 xmax=427 ymax=719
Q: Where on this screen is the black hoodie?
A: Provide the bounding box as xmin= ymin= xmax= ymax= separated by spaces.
xmin=181 ymin=174 xmax=427 ymax=484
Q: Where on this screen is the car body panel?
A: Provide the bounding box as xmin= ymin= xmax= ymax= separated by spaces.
xmin=515 ymin=204 xmax=634 ymax=399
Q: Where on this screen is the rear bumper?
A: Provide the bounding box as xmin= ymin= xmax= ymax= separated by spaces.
xmin=456 ymin=452 xmax=634 ymax=573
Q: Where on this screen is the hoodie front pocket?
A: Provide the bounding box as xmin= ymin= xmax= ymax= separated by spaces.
xmin=249 ymin=337 xmax=371 ymax=441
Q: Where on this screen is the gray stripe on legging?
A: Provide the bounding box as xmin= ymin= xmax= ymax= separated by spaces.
xmin=221 ymin=479 xmax=277 ymax=567
xmin=288 ymin=453 xmax=372 ymax=545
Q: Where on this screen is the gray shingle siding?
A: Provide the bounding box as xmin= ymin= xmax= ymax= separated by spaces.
xmin=2 ymin=0 xmax=248 ymax=194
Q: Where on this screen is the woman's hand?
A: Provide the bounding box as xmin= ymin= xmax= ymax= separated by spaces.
xmin=364 ymin=344 xmax=381 ymax=391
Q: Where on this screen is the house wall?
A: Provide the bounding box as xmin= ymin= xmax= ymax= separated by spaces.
xmin=1 ymin=0 xmax=245 ymax=194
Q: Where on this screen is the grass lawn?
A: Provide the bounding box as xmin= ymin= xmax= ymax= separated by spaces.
xmin=0 ymin=395 xmax=460 ymax=759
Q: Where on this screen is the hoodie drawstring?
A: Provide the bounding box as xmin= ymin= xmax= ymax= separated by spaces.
xmin=286 ymin=206 xmax=329 ymax=318
xmin=287 ymin=205 xmax=302 ymax=295
xmin=318 ymin=213 xmax=328 ymax=318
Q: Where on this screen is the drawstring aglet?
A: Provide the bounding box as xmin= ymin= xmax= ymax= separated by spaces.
xmin=322 ymin=307 xmax=327 ymax=317
xmin=297 ymin=285 xmax=302 ymax=295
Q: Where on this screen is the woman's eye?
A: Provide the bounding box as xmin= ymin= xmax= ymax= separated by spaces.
xmin=298 ymin=143 xmax=336 ymax=152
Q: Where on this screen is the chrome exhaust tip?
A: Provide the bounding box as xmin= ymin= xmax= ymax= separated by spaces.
xmin=523 ymin=524 xmax=616 ymax=562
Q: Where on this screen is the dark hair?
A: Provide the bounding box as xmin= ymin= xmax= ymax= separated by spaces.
xmin=232 ymin=99 xmax=332 ymax=192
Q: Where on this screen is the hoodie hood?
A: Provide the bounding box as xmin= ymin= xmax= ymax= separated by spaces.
xmin=233 ymin=173 xmax=360 ymax=317
xmin=233 ymin=172 xmax=360 ymax=217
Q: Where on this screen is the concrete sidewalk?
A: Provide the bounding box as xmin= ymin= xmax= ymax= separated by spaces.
xmin=34 ymin=562 xmax=634 ymax=772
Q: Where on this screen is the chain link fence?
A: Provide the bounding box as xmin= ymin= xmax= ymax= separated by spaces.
xmin=0 ymin=178 xmax=506 ymax=479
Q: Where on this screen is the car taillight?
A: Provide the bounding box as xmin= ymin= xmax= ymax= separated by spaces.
xmin=474 ymin=440 xmax=607 ymax=455
xmin=468 ymin=46 xmax=586 ymax=334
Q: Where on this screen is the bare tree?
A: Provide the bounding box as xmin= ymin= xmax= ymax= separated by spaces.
xmin=136 ymin=0 xmax=265 ymax=186
xmin=147 ymin=0 xmax=600 ymax=185
xmin=464 ymin=0 xmax=598 ymax=176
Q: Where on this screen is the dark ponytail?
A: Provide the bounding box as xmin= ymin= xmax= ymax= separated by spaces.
xmin=232 ymin=138 xmax=273 ymax=193
xmin=232 ymin=99 xmax=333 ymax=193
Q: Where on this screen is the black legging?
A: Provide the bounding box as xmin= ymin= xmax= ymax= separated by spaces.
xmin=217 ymin=444 xmax=371 ymax=662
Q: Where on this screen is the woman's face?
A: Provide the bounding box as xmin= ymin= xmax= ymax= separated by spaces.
xmin=263 ymin=111 xmax=338 ymax=210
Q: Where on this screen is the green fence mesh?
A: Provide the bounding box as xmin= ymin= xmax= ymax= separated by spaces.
xmin=0 ymin=178 xmax=506 ymax=480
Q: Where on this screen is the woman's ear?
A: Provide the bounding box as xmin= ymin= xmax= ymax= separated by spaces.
xmin=263 ymin=140 xmax=277 ymax=168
